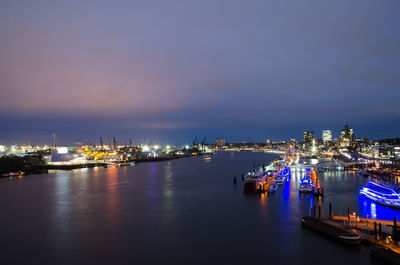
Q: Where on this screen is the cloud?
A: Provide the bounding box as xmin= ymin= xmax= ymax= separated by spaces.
xmin=0 ymin=0 xmax=399 ymax=142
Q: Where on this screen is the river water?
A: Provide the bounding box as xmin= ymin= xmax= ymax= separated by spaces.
xmin=0 ymin=151 xmax=399 ymax=265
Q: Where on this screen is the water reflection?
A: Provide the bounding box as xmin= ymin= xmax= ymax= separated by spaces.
xmin=358 ymin=196 xmax=400 ymax=220
xmin=162 ymin=162 xmax=174 ymax=213
xmin=105 ymin=167 xmax=119 ymax=229
xmin=53 ymin=171 xmax=71 ymax=232
xmin=2 ymin=152 xmax=398 ymax=265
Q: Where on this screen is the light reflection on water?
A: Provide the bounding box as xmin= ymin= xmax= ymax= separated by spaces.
xmin=0 ymin=152 xmax=398 ymax=265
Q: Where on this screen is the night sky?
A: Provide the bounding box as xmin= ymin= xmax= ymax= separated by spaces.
xmin=1 ymin=0 xmax=399 ymax=145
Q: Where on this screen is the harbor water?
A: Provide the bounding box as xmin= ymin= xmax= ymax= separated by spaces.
xmin=0 ymin=151 xmax=399 ymax=265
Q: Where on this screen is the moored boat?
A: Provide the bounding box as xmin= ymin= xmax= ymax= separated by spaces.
xmin=274 ymin=175 xmax=286 ymax=185
xmin=359 ymin=181 xmax=400 ymax=209
xmin=203 ymin=155 xmax=212 ymax=161
xmin=299 ymin=176 xmax=313 ymax=193
xmin=244 ymin=174 xmax=269 ymax=193
xmin=268 ymin=181 xmax=279 ymax=192
xmin=301 ymin=216 xmax=361 ymax=244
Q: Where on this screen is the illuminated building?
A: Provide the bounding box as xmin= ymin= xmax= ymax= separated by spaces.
xmin=322 ymin=130 xmax=332 ymax=143
xmin=215 ymin=138 xmax=225 ymax=147
xmin=47 ymin=153 xmax=87 ymax=165
xmin=340 ymin=124 xmax=355 ymax=142
xmin=303 ymin=131 xmax=314 ymax=143
xmin=340 ymin=125 xmax=355 ymax=147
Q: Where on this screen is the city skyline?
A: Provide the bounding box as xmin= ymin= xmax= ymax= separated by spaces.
xmin=0 ymin=123 xmax=397 ymax=146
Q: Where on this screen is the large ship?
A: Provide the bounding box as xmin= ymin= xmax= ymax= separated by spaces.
xmin=359 ymin=181 xmax=400 ymax=209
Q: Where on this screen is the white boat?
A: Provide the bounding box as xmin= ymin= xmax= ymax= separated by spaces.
xmin=359 ymin=181 xmax=400 ymax=208
xmin=274 ymin=175 xmax=286 ymax=185
xmin=299 ymin=176 xmax=313 ymax=193
xmin=269 ymin=181 xmax=279 ymax=192
xmin=203 ymin=155 xmax=211 ymax=161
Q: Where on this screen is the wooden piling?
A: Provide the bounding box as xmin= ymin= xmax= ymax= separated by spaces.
xmin=318 ymin=206 xmax=321 ymax=219
xmin=348 ymin=208 xmax=351 ymax=222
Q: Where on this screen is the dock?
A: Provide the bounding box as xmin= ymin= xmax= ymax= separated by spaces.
xmin=305 ymin=203 xmax=400 ymax=264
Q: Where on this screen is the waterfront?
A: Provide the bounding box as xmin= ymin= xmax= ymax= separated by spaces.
xmin=1 ymin=151 xmax=399 ymax=265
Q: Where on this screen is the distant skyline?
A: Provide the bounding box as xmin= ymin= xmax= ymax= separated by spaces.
xmin=1 ymin=0 xmax=399 ymax=144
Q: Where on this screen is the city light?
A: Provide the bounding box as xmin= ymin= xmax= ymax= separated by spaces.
xmin=142 ymin=145 xmax=150 ymax=152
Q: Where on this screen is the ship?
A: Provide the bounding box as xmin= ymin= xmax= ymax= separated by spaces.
xmin=359 ymin=181 xmax=400 ymax=209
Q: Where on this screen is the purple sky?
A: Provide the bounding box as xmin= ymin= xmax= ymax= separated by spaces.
xmin=1 ymin=0 xmax=399 ymax=145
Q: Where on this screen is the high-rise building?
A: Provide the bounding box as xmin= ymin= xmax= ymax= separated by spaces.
xmin=215 ymin=138 xmax=225 ymax=147
xmin=340 ymin=125 xmax=355 ymax=147
xmin=322 ymin=130 xmax=332 ymax=143
xmin=303 ymin=131 xmax=314 ymax=144
xmin=340 ymin=125 xmax=355 ymax=142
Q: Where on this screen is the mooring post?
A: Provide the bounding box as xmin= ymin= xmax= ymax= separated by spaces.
xmin=313 ymin=206 xmax=316 ymax=218
xmin=329 ymin=202 xmax=332 ymax=219
xmin=347 ymin=208 xmax=351 ymax=222
xmin=318 ymin=206 xmax=321 ymax=219
xmin=374 ymin=222 xmax=377 ymax=239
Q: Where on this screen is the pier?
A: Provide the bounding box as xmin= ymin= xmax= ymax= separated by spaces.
xmin=305 ymin=203 xmax=400 ymax=264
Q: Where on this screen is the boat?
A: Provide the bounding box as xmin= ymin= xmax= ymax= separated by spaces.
xmin=274 ymin=175 xmax=286 ymax=185
xmin=359 ymin=181 xmax=400 ymax=209
xmin=203 ymin=155 xmax=212 ymax=161
xmin=299 ymin=176 xmax=313 ymax=193
xmin=268 ymin=181 xmax=279 ymax=192
xmin=280 ymin=167 xmax=291 ymax=177
xmin=1 ymin=171 xmax=25 ymax=177
xmin=301 ymin=216 xmax=361 ymax=244
xmin=244 ymin=174 xmax=269 ymax=193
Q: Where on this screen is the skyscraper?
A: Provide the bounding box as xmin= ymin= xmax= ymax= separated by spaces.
xmin=322 ymin=130 xmax=332 ymax=143
xmin=215 ymin=138 xmax=225 ymax=147
xmin=340 ymin=125 xmax=355 ymax=146
xmin=303 ymin=131 xmax=314 ymax=144
xmin=340 ymin=125 xmax=355 ymax=142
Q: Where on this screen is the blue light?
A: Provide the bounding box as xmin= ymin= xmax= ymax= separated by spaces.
xmin=359 ymin=196 xmax=400 ymax=220
xmin=359 ymin=181 xmax=400 ymax=209
xmin=300 ymin=177 xmax=311 ymax=184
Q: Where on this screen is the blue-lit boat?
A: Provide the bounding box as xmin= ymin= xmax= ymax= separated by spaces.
xmin=280 ymin=167 xmax=291 ymax=177
xmin=359 ymin=181 xmax=400 ymax=209
xmin=274 ymin=175 xmax=286 ymax=184
xmin=299 ymin=176 xmax=313 ymax=193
